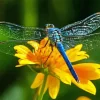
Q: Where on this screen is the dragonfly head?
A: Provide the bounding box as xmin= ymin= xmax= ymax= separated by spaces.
xmin=45 ymin=24 xmax=55 ymax=29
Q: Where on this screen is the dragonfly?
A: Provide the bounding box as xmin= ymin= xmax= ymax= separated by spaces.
xmin=0 ymin=12 xmax=100 ymax=82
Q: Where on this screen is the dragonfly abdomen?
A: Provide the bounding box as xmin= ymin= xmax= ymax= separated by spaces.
xmin=56 ymin=41 xmax=79 ymax=82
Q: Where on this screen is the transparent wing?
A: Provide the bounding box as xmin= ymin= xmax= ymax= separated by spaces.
xmin=61 ymin=12 xmax=100 ymax=36
xmin=0 ymin=40 xmax=31 ymax=55
xmin=0 ymin=22 xmax=46 ymax=55
xmin=62 ymin=32 xmax=100 ymax=53
xmin=0 ymin=22 xmax=46 ymax=40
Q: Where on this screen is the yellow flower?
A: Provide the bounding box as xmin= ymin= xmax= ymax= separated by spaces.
xmin=14 ymin=37 xmax=100 ymax=99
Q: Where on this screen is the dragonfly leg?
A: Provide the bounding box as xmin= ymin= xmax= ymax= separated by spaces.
xmin=44 ymin=45 xmax=53 ymax=64
xmin=40 ymin=38 xmax=50 ymax=48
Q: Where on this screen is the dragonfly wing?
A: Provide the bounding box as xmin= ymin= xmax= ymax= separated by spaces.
xmin=0 ymin=22 xmax=47 ymax=55
xmin=61 ymin=12 xmax=100 ymax=36
xmin=0 ymin=40 xmax=33 ymax=55
xmin=0 ymin=22 xmax=46 ymax=41
xmin=62 ymin=32 xmax=100 ymax=52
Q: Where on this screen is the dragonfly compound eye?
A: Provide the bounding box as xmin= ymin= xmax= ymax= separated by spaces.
xmin=45 ymin=24 xmax=55 ymax=29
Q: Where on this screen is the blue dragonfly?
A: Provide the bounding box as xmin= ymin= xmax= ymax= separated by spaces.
xmin=0 ymin=12 xmax=100 ymax=82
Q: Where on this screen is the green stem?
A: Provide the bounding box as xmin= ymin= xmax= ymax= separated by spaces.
xmin=28 ymin=64 xmax=48 ymax=100
xmin=38 ymin=73 xmax=47 ymax=100
xmin=33 ymin=88 xmax=39 ymax=100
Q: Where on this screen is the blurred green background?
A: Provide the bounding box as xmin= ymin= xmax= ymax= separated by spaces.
xmin=0 ymin=0 xmax=100 ymax=100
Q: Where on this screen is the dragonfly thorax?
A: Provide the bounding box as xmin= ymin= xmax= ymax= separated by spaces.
xmin=47 ymin=28 xmax=62 ymax=45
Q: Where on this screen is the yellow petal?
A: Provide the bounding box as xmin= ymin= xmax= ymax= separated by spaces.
xmin=76 ymin=96 xmax=91 ymax=100
xmin=53 ymin=68 xmax=71 ymax=85
xmin=27 ymin=41 xmax=39 ymax=51
xmin=67 ymin=44 xmax=82 ymax=54
xmin=15 ymin=64 xmax=23 ymax=67
xmin=18 ymin=59 xmax=37 ymax=65
xmin=74 ymin=63 xmax=100 ymax=80
xmin=70 ymin=52 xmax=89 ymax=62
xmin=31 ymin=73 xmax=44 ymax=88
xmin=15 ymin=54 xmax=26 ymax=59
xmin=72 ymin=79 xmax=96 ymax=95
xmin=74 ymin=44 xmax=83 ymax=50
xmin=14 ymin=45 xmax=31 ymax=54
xmin=48 ymin=75 xmax=60 ymax=99
xmin=66 ymin=44 xmax=89 ymax=62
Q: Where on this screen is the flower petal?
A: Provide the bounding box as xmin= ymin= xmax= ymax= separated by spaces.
xmin=67 ymin=44 xmax=82 ymax=55
xmin=72 ymin=79 xmax=96 ymax=95
xmin=14 ymin=45 xmax=31 ymax=54
xmin=15 ymin=54 xmax=27 ymax=59
xmin=66 ymin=44 xmax=89 ymax=62
xmin=48 ymin=75 xmax=60 ymax=99
xmin=15 ymin=64 xmax=23 ymax=67
xmin=27 ymin=41 xmax=39 ymax=51
xmin=74 ymin=63 xmax=100 ymax=80
xmin=31 ymin=73 xmax=44 ymax=88
xmin=18 ymin=59 xmax=37 ymax=65
xmin=76 ymin=96 xmax=91 ymax=100
xmin=53 ymin=68 xmax=71 ymax=85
